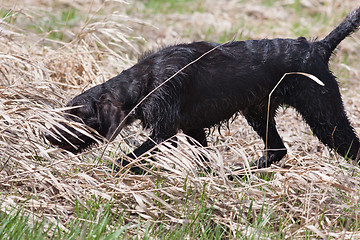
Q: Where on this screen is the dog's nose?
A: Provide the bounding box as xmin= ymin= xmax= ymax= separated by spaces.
xmin=44 ymin=131 xmax=51 ymax=139
xmin=44 ymin=131 xmax=60 ymax=144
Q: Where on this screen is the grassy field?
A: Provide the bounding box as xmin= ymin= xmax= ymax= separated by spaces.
xmin=1 ymin=0 xmax=360 ymax=239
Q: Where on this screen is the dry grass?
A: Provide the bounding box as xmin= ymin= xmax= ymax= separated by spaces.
xmin=1 ymin=0 xmax=360 ymax=238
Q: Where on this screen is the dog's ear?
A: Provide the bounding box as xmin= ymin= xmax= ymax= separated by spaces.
xmin=96 ymin=92 xmax=125 ymax=141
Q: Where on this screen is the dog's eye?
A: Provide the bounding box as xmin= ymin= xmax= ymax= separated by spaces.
xmin=85 ymin=117 xmax=100 ymax=128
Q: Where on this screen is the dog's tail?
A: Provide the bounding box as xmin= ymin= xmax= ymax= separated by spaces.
xmin=318 ymin=6 xmax=360 ymax=62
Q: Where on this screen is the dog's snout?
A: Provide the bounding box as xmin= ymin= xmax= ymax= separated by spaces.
xmin=44 ymin=131 xmax=51 ymax=139
xmin=44 ymin=130 xmax=60 ymax=145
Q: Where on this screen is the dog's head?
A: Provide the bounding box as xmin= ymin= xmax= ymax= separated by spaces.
xmin=45 ymin=87 xmax=127 ymax=153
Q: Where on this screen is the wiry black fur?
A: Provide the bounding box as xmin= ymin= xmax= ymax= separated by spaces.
xmin=46 ymin=7 xmax=360 ymax=173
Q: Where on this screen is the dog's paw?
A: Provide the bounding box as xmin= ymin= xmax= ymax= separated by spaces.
xmin=251 ymin=156 xmax=269 ymax=169
xmin=109 ymin=159 xmax=146 ymax=175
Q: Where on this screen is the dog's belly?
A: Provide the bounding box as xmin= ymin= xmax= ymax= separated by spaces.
xmin=179 ymin=96 xmax=245 ymax=129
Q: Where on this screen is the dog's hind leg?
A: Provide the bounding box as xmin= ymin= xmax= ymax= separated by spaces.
xmin=288 ymin=74 xmax=360 ymax=162
xmin=244 ymin=106 xmax=287 ymax=168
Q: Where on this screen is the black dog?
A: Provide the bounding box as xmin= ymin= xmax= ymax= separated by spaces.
xmin=46 ymin=6 xmax=360 ymax=173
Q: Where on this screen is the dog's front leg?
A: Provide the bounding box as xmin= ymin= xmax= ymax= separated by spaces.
xmin=114 ymin=132 xmax=177 ymax=174
xmin=113 ymin=139 xmax=156 ymax=174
